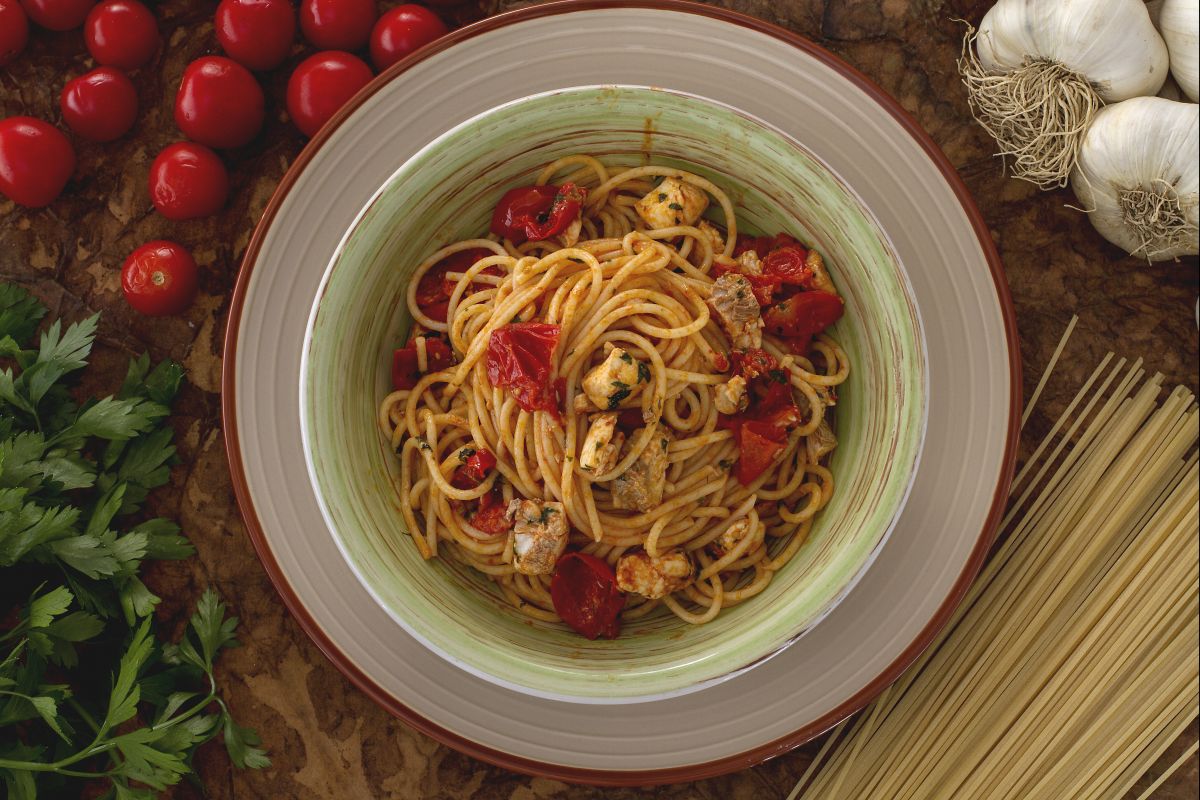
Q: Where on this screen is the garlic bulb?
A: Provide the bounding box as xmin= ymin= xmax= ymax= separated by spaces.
xmin=1071 ymin=97 xmax=1199 ymax=261
xmin=1159 ymin=0 xmax=1199 ymax=101
xmin=961 ymin=0 xmax=1169 ymax=189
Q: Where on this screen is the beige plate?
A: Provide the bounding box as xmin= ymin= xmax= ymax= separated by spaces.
xmin=223 ymin=1 xmax=1020 ymax=784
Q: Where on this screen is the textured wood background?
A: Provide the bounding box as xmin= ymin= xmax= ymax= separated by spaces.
xmin=1 ymin=0 xmax=1196 ymax=797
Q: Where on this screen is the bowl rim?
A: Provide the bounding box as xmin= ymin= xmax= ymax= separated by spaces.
xmin=298 ymin=82 xmax=930 ymax=704
xmin=221 ymin=0 xmax=1021 ymax=786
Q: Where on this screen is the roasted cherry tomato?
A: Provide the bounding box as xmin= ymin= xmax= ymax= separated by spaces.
xmin=489 ymin=183 xmax=587 ymax=244
xmin=550 ymin=552 xmax=625 ymax=640
xmin=413 ymin=247 xmax=493 ymax=322
xmin=286 ymin=50 xmax=373 ymax=137
xmin=19 ymin=0 xmax=95 ymax=30
xmin=299 ymin=0 xmax=375 ymax=50
xmin=763 ymin=244 xmax=815 ymax=288
xmin=369 ymin=4 xmax=446 ymax=71
xmin=0 ymin=1 xmax=29 ymax=66
xmin=84 ymin=0 xmax=157 ymax=69
xmin=485 ymin=322 xmax=561 ymax=415
xmin=391 ymin=335 xmax=453 ymax=390
xmin=762 ymin=290 xmax=844 ymax=340
xmin=121 ymin=241 xmax=198 ymax=316
xmin=467 ymin=489 xmax=510 ymax=535
xmin=0 ymin=117 xmax=75 ymax=207
xmin=175 ymin=56 xmax=264 ymax=149
xmin=149 ymin=142 xmax=229 ymax=221
xmin=729 ymin=347 xmax=778 ymax=380
xmin=451 ymin=447 xmax=496 ymax=489
xmin=215 ymin=0 xmax=295 ymax=71
xmin=735 ymin=419 xmax=787 ymax=485
xmin=60 ymin=67 xmax=138 ymax=142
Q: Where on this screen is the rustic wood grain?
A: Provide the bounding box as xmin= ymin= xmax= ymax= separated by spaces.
xmin=1 ymin=1 xmax=1196 ymax=797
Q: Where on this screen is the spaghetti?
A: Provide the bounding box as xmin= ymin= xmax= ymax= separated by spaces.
xmin=789 ymin=324 xmax=1200 ymax=799
xmin=378 ymin=155 xmax=850 ymax=638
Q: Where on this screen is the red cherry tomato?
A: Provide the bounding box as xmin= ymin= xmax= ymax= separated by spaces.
xmin=735 ymin=419 xmax=787 ymax=485
xmin=485 ymin=322 xmax=562 ymax=415
xmin=175 ymin=56 xmax=264 ymax=149
xmin=0 ymin=117 xmax=75 ymax=207
xmin=550 ymin=553 xmax=625 ymax=640
xmin=413 ymin=247 xmax=493 ymax=322
xmin=0 ymin=1 xmax=30 ymax=67
xmin=762 ymin=290 xmax=845 ymax=339
xmin=149 ymin=142 xmax=229 ymax=221
xmin=215 ymin=0 xmax=296 ymax=71
xmin=19 ymin=0 xmax=94 ymax=30
xmin=467 ymin=489 xmax=511 ymax=535
xmin=451 ymin=447 xmax=496 ymax=489
xmin=285 ymin=50 xmax=372 ymax=137
xmin=763 ymin=244 xmax=815 ymax=288
xmin=60 ymin=67 xmax=138 ymax=142
xmin=729 ymin=347 xmax=778 ymax=380
xmin=489 ymin=183 xmax=587 ymax=244
xmin=84 ymin=0 xmax=157 ymax=69
xmin=369 ymin=4 xmax=446 ymax=72
xmin=299 ymin=0 xmax=375 ymax=50
xmin=121 ymin=241 xmax=198 ymax=316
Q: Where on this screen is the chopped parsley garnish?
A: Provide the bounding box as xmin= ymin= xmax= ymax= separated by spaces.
xmin=568 ymin=256 xmax=584 ymax=263
xmin=619 ymin=351 xmax=633 ymax=364
xmin=417 ymin=436 xmax=432 ymax=451
xmin=539 ymin=506 xmax=558 ymax=523
xmin=459 ymin=447 xmax=476 ymax=462
xmin=607 ymin=382 xmax=633 ymax=409
xmin=637 ymin=362 xmax=651 ymax=383
xmin=768 ymin=369 xmax=788 ymax=384
xmin=657 ymin=192 xmax=668 ymax=201
xmin=718 ymin=458 xmax=734 ymax=470
xmin=668 ymin=202 xmax=683 ymax=211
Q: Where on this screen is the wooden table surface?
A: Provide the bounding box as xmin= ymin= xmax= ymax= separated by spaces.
xmin=2 ymin=0 xmax=1196 ymax=797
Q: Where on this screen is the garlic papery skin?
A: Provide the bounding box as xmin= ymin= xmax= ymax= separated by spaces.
xmin=1071 ymin=97 xmax=1199 ymax=261
xmin=1159 ymin=0 xmax=1199 ymax=101
xmin=961 ymin=0 xmax=1169 ymax=189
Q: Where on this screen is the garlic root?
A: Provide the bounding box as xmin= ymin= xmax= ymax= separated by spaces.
xmin=1071 ymin=97 xmax=1199 ymax=261
xmin=960 ymin=28 xmax=1102 ymax=190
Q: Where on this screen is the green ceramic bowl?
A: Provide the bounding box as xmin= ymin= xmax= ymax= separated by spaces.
xmin=301 ymin=86 xmax=926 ymax=701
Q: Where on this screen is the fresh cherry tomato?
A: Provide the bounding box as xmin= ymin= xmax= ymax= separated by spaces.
xmin=84 ymin=0 xmax=157 ymax=69
xmin=369 ymin=4 xmax=446 ymax=72
xmin=121 ymin=241 xmax=198 ymax=316
xmin=60 ymin=67 xmax=138 ymax=142
xmin=286 ymin=50 xmax=372 ymax=137
xmin=175 ymin=56 xmax=264 ymax=149
xmin=485 ymin=322 xmax=562 ymax=416
xmin=19 ymin=0 xmax=94 ymax=30
xmin=0 ymin=1 xmax=29 ymax=66
xmin=0 ymin=117 xmax=75 ymax=207
xmin=149 ymin=142 xmax=229 ymax=221
xmin=762 ymin=290 xmax=844 ymax=340
xmin=299 ymin=0 xmax=375 ymax=50
xmin=215 ymin=0 xmax=295 ymax=71
xmin=489 ymin=183 xmax=587 ymax=244
xmin=550 ymin=552 xmax=625 ymax=640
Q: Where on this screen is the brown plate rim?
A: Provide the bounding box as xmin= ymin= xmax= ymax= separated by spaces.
xmin=220 ymin=0 xmax=1022 ymax=786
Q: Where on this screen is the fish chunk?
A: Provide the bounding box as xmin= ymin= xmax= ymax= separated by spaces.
xmin=611 ymin=429 xmax=672 ymax=512
xmin=708 ymin=273 xmax=763 ymax=349
xmin=506 ymin=499 xmax=569 ymax=575
xmin=616 ymin=549 xmax=693 ymax=599
xmin=806 ymin=249 xmax=838 ymax=296
xmin=713 ymin=375 xmax=749 ymax=415
xmin=635 ymin=177 xmax=709 ymax=230
xmin=806 ymin=419 xmax=838 ymax=465
xmin=582 ymin=347 xmax=650 ymax=411
xmin=579 ymin=413 xmax=624 ymax=474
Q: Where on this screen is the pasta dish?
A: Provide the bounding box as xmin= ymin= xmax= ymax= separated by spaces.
xmin=378 ymin=155 xmax=848 ymax=639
